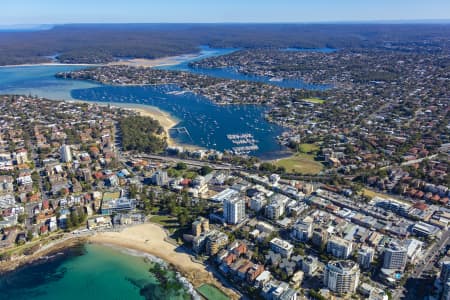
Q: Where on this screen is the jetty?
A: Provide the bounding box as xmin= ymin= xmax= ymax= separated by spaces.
xmin=169 ymin=127 xmax=193 ymax=141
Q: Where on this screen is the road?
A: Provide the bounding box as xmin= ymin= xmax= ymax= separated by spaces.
xmin=414 ymin=230 xmax=450 ymax=277
xmin=401 ymin=154 xmax=439 ymax=167
xmin=132 ymin=153 xmax=240 ymax=171
xmin=392 ymin=230 xmax=450 ymax=299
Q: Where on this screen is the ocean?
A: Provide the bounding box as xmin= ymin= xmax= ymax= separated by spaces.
xmin=0 ymin=244 xmax=192 ymax=300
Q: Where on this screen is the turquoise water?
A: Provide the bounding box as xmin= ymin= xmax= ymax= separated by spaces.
xmin=0 ymin=244 xmax=190 ymax=300
xmin=0 ymin=65 xmax=100 ymax=100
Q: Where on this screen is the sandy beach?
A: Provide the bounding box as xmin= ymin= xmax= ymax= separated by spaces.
xmin=90 ymin=223 xmax=239 ymax=299
xmin=1 ymin=53 xmax=197 ymax=69
xmin=109 ymin=53 xmax=198 ymax=68
xmin=131 ymin=107 xmax=178 ymax=146
xmin=0 ymin=224 xmax=239 ymax=299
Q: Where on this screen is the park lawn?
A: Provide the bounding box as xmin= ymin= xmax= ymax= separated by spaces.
xmin=149 ymin=215 xmax=189 ymax=240
xmin=167 ymin=167 xmax=198 ymax=180
xmin=149 ymin=215 xmax=179 ymax=232
xmin=302 ymin=97 xmax=326 ymax=104
xmin=197 ymin=284 xmax=230 ymax=300
xmin=274 ymin=153 xmax=324 ymax=174
xmin=298 ymin=143 xmax=320 ymax=153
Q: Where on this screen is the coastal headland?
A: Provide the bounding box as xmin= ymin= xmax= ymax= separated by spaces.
xmin=105 ymin=102 xmax=180 ymax=147
xmin=68 ymin=99 xmax=201 ymax=150
xmin=0 ymin=236 xmax=88 ymax=273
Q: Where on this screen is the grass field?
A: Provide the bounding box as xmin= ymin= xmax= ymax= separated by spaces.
xmin=302 ymin=97 xmax=326 ymax=104
xmin=149 ymin=215 xmax=189 ymax=240
xmin=298 ymin=143 xmax=320 ymax=153
xmin=197 ymin=284 xmax=230 ymax=300
xmin=167 ymin=168 xmax=198 ymax=179
xmin=273 ymin=153 xmax=324 ymax=174
xmin=149 ymin=215 xmax=179 ymax=232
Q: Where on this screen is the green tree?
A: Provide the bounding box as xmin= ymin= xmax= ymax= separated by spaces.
xmin=176 ymin=162 xmax=187 ymax=170
xmin=199 ymin=165 xmax=213 ymax=176
xmin=119 ymin=116 xmax=167 ymax=153
xmin=259 ymin=162 xmax=277 ymax=173
xmin=26 ymin=230 xmax=34 ymax=241
xmin=177 ymin=211 xmax=189 ymax=227
xmin=17 ymin=214 xmax=27 ymax=224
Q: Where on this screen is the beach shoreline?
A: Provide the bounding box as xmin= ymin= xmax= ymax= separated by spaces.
xmin=88 ymin=101 xmax=202 ymax=150
xmin=89 ymin=223 xmax=239 ymax=299
xmin=0 ymin=223 xmax=239 ymax=299
xmin=0 ymin=53 xmax=190 ymax=69
xmin=0 ymin=51 xmax=199 ymax=69
xmin=104 ymin=102 xmax=180 ymax=147
xmin=108 ymin=53 xmax=199 ymax=68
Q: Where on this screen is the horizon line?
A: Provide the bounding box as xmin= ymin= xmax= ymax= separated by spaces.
xmin=2 ymin=19 xmax=450 ymax=28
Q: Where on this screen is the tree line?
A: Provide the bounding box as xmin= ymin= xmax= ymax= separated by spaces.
xmin=1 ymin=24 xmax=449 ymax=65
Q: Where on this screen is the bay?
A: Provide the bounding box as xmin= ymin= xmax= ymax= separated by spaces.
xmin=70 ymin=85 xmax=288 ymax=159
xmin=0 ymin=64 xmax=289 ymax=159
xmin=159 ymin=46 xmax=330 ymax=89
xmin=0 ymin=243 xmax=191 ymax=300
xmin=0 ymin=46 xmax=330 ymax=158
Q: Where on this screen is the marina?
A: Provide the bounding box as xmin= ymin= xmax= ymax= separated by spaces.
xmin=227 ymin=133 xmax=260 ymax=155
xmin=232 ymin=145 xmax=260 ymax=155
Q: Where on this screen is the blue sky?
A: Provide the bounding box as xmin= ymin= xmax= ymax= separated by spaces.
xmin=2 ymin=0 xmax=450 ymax=25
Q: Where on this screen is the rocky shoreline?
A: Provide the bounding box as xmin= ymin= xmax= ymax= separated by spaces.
xmin=114 ymin=245 xmax=202 ymax=300
xmin=0 ymin=236 xmax=87 ymax=274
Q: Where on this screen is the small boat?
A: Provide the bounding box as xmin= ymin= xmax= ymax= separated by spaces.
xmin=269 ymin=77 xmax=284 ymax=82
